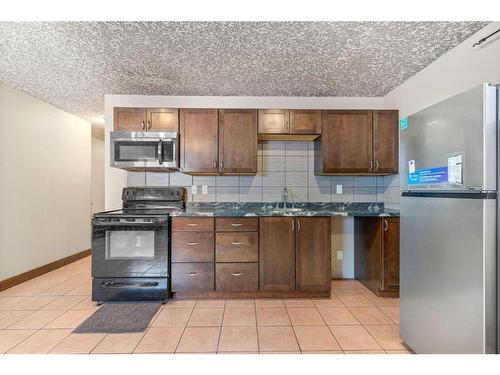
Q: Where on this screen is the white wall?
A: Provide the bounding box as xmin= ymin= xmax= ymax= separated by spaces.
xmin=104 ymin=95 xmax=389 ymax=209
xmin=0 ymin=86 xmax=91 ymax=281
xmin=91 ymin=137 xmax=105 ymax=214
xmin=385 ymin=22 xmax=500 ymax=116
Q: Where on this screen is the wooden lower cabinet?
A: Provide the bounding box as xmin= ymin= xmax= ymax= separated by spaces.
xmin=215 ymin=232 xmax=258 ymax=262
xmin=171 ymin=263 xmax=214 ymax=292
xmin=216 ymin=263 xmax=258 ymax=292
xmin=259 ymin=217 xmax=296 ymax=291
xmin=295 ymin=217 xmax=331 ymax=292
xmin=354 ymin=217 xmax=400 ymax=297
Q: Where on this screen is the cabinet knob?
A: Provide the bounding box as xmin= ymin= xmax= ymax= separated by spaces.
xmin=384 ymin=219 xmax=389 ymax=231
xmin=374 ymin=160 xmax=379 ymax=172
xmin=141 ymin=121 xmax=145 ymax=131
xmin=297 ymin=219 xmax=301 ymax=231
xmin=231 ymin=242 xmax=243 ymax=246
xmin=291 ymin=220 xmax=294 ymax=231
xmin=231 ymin=272 xmax=243 ymax=277
xmin=187 ymin=272 xmax=199 ymax=277
xmin=147 ymin=120 xmax=151 ymax=130
xmin=369 ymin=160 xmax=373 ymax=172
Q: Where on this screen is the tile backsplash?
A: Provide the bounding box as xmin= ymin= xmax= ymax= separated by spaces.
xmin=127 ymin=141 xmax=400 ymax=209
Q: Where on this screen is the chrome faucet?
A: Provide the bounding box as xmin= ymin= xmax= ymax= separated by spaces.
xmin=283 ymin=187 xmax=288 ymax=209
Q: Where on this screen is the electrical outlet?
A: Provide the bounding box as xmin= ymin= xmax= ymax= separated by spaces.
xmin=336 ymin=185 xmax=343 ymax=194
xmin=202 ymin=185 xmax=208 ymax=195
xmin=191 ymin=185 xmax=197 ymax=195
xmin=337 ymin=250 xmax=343 ymax=260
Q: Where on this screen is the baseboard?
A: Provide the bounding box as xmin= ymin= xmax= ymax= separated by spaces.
xmin=0 ymin=249 xmax=91 ymax=292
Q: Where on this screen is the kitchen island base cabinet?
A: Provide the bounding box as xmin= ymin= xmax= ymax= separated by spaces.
xmin=354 ymin=217 xmax=400 ymax=297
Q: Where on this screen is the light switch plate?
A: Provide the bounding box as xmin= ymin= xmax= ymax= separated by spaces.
xmin=336 ymin=185 xmax=343 ymax=194
xmin=202 ymin=185 xmax=208 ymax=195
xmin=337 ymin=250 xmax=343 ymax=260
xmin=191 ymin=185 xmax=197 ymax=195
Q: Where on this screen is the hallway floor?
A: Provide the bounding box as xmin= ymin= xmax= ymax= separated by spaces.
xmin=0 ymin=257 xmax=410 ymax=354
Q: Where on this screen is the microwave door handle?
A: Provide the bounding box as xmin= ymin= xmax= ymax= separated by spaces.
xmin=158 ymin=139 xmax=164 ymax=165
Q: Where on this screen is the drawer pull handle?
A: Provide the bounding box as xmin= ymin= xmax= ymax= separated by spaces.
xmin=231 ymin=272 xmax=243 ymax=277
xmin=187 ymin=223 xmax=199 ymax=226
xmin=187 ymin=272 xmax=199 ymax=277
xmin=230 ymin=223 xmax=243 ymax=227
xmin=186 ymin=241 xmax=199 ymax=245
xmin=231 ymin=242 xmax=243 ymax=246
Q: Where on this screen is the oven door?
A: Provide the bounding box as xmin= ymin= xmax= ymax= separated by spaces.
xmin=91 ymin=218 xmax=168 ymax=278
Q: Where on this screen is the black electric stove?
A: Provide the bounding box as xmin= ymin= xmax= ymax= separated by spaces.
xmin=91 ymin=187 xmax=185 ymax=303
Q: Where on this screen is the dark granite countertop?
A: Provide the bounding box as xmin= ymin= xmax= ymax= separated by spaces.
xmin=170 ymin=202 xmax=399 ymax=218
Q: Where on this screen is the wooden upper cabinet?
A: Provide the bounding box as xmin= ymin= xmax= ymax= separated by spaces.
xmin=321 ymin=110 xmax=373 ymax=174
xmin=180 ymin=109 xmax=219 ymax=174
xmin=219 ymin=109 xmax=257 ymax=174
xmin=373 ymin=110 xmax=399 ymax=174
xmin=148 ymin=108 xmax=179 ymax=132
xmin=295 ymin=217 xmax=331 ymax=292
xmin=289 ymin=110 xmax=322 ymax=134
xmin=113 ymin=107 xmax=147 ymax=131
xmin=259 ymin=217 xmax=296 ymax=292
xmin=258 ymin=109 xmax=290 ymax=134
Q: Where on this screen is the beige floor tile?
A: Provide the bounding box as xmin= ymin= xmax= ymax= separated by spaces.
xmin=0 ymin=296 xmax=29 ymax=310
xmin=293 ymin=325 xmax=341 ymax=351
xmin=223 ymin=308 xmax=256 ymax=326
xmin=258 ymin=326 xmax=299 ymax=352
xmin=364 ymin=324 xmax=406 ymax=350
xmin=65 ymin=284 xmax=92 ymax=296
xmin=365 ymin=294 xmax=400 ymax=307
xmin=176 ymin=326 xmax=221 ymax=353
xmin=302 ymin=351 xmax=344 ymax=354
xmin=329 ymin=325 xmax=382 ymax=351
xmin=71 ymin=297 xmax=100 ymax=310
xmin=8 ymin=310 xmax=64 ymax=330
xmin=318 ymin=306 xmax=360 ymax=325
xmin=260 ymin=351 xmax=301 ymax=354
xmin=0 ymin=310 xmax=34 ymax=329
xmin=287 ymin=307 xmax=325 ymax=326
xmin=283 ymin=299 xmax=314 ymax=307
xmin=225 ymin=299 xmax=255 ymax=308
xmin=380 ymin=306 xmax=400 ymax=324
xmin=188 ymin=308 xmax=223 ymax=326
xmin=312 ymin=296 xmax=344 ymax=307
xmin=44 ymin=309 xmax=94 ymax=329
xmin=255 ymin=299 xmax=284 ymax=308
xmin=92 ymin=333 xmax=145 ymax=354
xmin=50 ymin=333 xmax=105 ymax=354
xmin=195 ymin=300 xmax=225 ymax=308
xmin=386 ymin=349 xmax=413 ymax=354
xmin=41 ymin=295 xmax=87 ymax=311
xmin=39 ymin=283 xmax=79 ymax=296
xmin=165 ymin=300 xmax=197 ymax=309
xmin=0 ymin=329 xmax=36 ymax=353
xmin=218 ymin=326 xmax=258 ymax=352
xmin=8 ymin=329 xmax=71 ymax=354
xmin=217 ymin=351 xmax=258 ymax=354
xmin=337 ymin=293 xmax=374 ymax=307
xmin=8 ymin=295 xmax=59 ymax=311
xmin=349 ymin=307 xmax=393 ymax=325
xmin=134 ymin=327 xmax=184 ymax=353
xmin=344 ymin=350 xmax=386 ymax=354
xmin=152 ymin=308 xmax=192 ymax=327
xmin=256 ymin=307 xmax=291 ymax=326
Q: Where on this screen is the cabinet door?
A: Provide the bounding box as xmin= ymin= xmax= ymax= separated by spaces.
xmin=113 ymin=107 xmax=147 ymax=131
xmin=259 ymin=217 xmax=296 ymax=291
xmin=290 ymin=110 xmax=321 ymax=134
xmin=322 ymin=110 xmax=373 ymax=173
xmin=219 ymin=109 xmax=257 ymax=174
xmin=354 ymin=217 xmax=382 ymax=294
xmin=382 ymin=218 xmax=399 ymax=291
xmin=296 ymin=217 xmax=331 ymax=292
xmin=258 ymin=109 xmax=290 ymax=134
xmin=147 ymin=108 xmax=179 ymax=132
xmin=180 ymin=109 xmax=219 ymax=174
xmin=373 ymin=110 xmax=399 ymax=174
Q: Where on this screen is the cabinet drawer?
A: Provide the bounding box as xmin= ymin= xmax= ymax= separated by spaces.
xmin=172 ymin=232 xmax=214 ymax=262
xmin=215 ymin=218 xmax=258 ymax=232
xmin=171 ymin=263 xmax=214 ymax=292
xmin=216 ymin=232 xmax=258 ymax=262
xmin=216 ymin=263 xmax=258 ymax=292
xmin=172 ymin=217 xmax=214 ymax=232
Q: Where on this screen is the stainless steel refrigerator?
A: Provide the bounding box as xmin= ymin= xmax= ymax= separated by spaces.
xmin=400 ymin=83 xmax=498 ymax=354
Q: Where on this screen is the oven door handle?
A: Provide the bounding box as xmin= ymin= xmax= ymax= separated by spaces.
xmin=101 ymin=281 xmax=159 ymax=288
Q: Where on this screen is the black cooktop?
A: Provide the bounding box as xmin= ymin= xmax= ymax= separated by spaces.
xmin=93 ymin=207 xmax=181 ymax=218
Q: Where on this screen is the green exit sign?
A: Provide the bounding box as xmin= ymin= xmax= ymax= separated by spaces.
xmin=400 ymin=117 xmax=408 ymax=130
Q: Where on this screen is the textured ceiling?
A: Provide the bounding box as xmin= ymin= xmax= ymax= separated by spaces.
xmin=0 ymin=21 xmax=488 ymax=122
